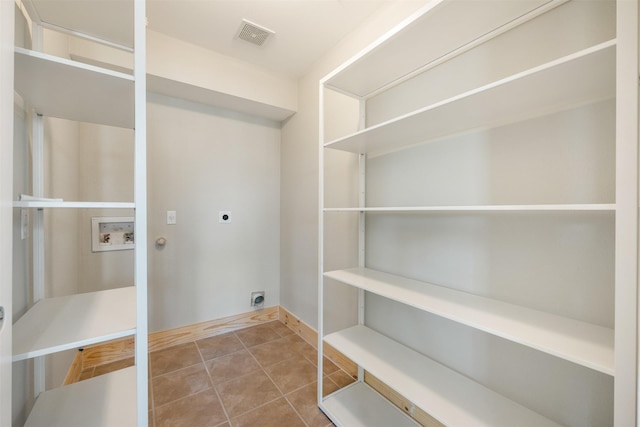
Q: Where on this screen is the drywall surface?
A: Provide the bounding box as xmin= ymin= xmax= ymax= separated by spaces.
xmin=147 ymin=30 xmax=296 ymax=114
xmin=146 ymin=93 xmax=281 ymax=332
xmin=279 ymin=1 xmax=428 ymax=329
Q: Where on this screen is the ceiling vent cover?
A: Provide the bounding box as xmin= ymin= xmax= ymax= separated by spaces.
xmin=236 ymin=19 xmax=275 ymax=47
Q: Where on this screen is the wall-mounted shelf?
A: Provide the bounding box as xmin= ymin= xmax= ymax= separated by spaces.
xmin=319 ymin=0 xmax=630 ymax=425
xmin=324 ymin=325 xmax=562 ymax=427
xmin=322 ymin=382 xmax=420 ymax=427
xmin=14 ymin=47 xmax=134 ymax=128
xmin=24 ymin=366 xmax=137 ymax=427
xmin=326 ymin=41 xmax=615 ymax=155
xmin=324 ymin=0 xmax=557 ymax=98
xmin=14 ymin=201 xmax=135 ymax=209
xmin=325 ymin=268 xmax=613 ymax=375
xmin=12 ymin=287 xmax=136 ymax=361
xmin=324 ymin=204 xmax=615 ymax=212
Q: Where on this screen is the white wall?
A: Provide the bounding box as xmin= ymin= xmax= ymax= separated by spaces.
xmin=146 ymin=93 xmax=281 ymax=332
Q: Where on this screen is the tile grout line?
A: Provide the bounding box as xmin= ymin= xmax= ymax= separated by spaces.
xmin=234 ymin=323 xmax=311 ymax=426
xmin=195 ymin=338 xmax=232 ymax=425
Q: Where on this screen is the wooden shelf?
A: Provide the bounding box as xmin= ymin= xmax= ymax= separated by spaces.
xmin=13 ymin=287 xmax=136 ymax=361
xmin=324 ymin=325 xmax=562 ymax=427
xmin=24 ymin=366 xmax=137 ymax=427
xmin=324 ymin=204 xmax=615 ymax=213
xmin=324 ymin=268 xmax=613 ymax=375
xmin=325 ymin=41 xmax=615 ymax=155
xmin=14 ymin=48 xmax=134 ymax=128
xmin=323 ymin=0 xmax=556 ymax=98
xmin=14 ymin=201 xmax=135 ymax=209
xmin=321 ymin=382 xmax=420 ymax=427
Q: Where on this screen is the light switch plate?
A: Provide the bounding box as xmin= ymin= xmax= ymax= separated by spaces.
xmin=167 ymin=210 xmax=177 ymax=225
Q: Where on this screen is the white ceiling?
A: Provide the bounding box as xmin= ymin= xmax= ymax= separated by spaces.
xmin=146 ymin=0 xmax=392 ymax=78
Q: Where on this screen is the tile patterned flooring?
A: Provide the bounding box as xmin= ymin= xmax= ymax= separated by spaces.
xmin=79 ymin=321 xmax=355 ymax=427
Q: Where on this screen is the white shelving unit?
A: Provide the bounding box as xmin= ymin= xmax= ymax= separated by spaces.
xmin=318 ymin=0 xmax=637 ymax=426
xmin=23 ymin=366 xmax=137 ymax=427
xmin=12 ymin=0 xmax=148 ymax=425
xmin=12 ymin=287 xmax=137 ymax=361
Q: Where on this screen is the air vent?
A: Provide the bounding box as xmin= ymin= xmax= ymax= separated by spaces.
xmin=236 ymin=19 xmax=275 ymax=47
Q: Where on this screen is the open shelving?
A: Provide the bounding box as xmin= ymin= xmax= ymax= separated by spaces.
xmin=325 ymin=268 xmax=613 ymax=375
xmin=324 ymin=326 xmax=562 ymax=427
xmin=24 ymin=366 xmax=137 ymax=427
xmin=14 ymin=47 xmax=134 ymax=128
xmin=324 ymin=0 xmax=560 ymax=98
xmin=325 ymin=41 xmax=615 ymax=156
xmin=14 ymin=201 xmax=135 ymax=209
xmin=323 ymin=203 xmax=615 ymax=212
xmin=12 ymin=287 xmax=136 ymax=361
xmin=319 ymin=0 xmax=634 ymax=425
xmin=12 ymin=0 xmax=148 ymax=425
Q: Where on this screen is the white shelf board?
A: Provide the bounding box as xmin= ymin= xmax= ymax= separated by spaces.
xmin=324 ymin=325 xmax=562 ymax=427
xmin=324 ymin=267 xmax=613 ymax=375
xmin=324 ymin=204 xmax=615 ymax=212
xmin=14 ymin=47 xmax=134 ymax=128
xmin=325 ymin=41 xmax=615 ymax=155
xmin=26 ymin=0 xmax=133 ymax=49
xmin=321 ymin=382 xmax=420 ymax=427
xmin=24 ymin=366 xmax=137 ymax=427
xmin=323 ymin=0 xmax=556 ymax=98
xmin=14 ymin=201 xmax=135 ymax=209
xmin=13 ymin=287 xmax=136 ymax=361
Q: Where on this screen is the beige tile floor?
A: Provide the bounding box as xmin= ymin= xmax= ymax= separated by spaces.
xmin=80 ymin=321 xmax=355 ymax=427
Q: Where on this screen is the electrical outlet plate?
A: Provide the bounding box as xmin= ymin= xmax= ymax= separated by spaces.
xmin=251 ymin=291 xmax=264 ymax=307
xmin=219 ymin=211 xmax=231 ymax=223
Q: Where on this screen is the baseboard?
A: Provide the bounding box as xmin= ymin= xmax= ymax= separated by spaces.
xmin=63 ymin=350 xmax=84 ymax=385
xmin=67 ymin=305 xmax=279 ymax=381
xmin=278 ymin=306 xmax=358 ymax=378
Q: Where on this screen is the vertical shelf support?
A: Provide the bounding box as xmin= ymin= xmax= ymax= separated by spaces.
xmin=615 ymin=0 xmax=639 ymax=424
xmin=32 ymin=113 xmax=45 ymax=397
xmin=317 ymin=81 xmax=326 ymax=407
xmin=0 ymin=0 xmax=14 ymax=423
xmin=134 ymin=0 xmax=149 ymax=425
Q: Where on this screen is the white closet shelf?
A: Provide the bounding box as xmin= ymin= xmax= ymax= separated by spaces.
xmin=321 ymin=382 xmax=420 ymax=427
xmin=27 ymin=0 xmax=133 ymax=49
xmin=13 ymin=287 xmax=136 ymax=361
xmin=14 ymin=47 xmax=134 ymax=128
xmin=324 ymin=204 xmax=615 ymax=212
xmin=14 ymin=201 xmax=135 ymax=209
xmin=324 ymin=325 xmax=562 ymax=427
xmin=323 ymin=0 xmax=556 ymax=98
xmin=325 ymin=41 xmax=615 ymax=155
xmin=24 ymin=366 xmax=137 ymax=427
xmin=324 ymin=268 xmax=613 ymax=375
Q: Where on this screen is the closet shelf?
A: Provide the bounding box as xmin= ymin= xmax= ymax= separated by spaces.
xmin=321 ymin=382 xmax=420 ymax=427
xmin=14 ymin=47 xmax=134 ymax=128
xmin=325 ymin=41 xmax=615 ymax=155
xmin=324 ymin=204 xmax=616 ymax=212
xmin=324 ymin=268 xmax=614 ymax=375
xmin=26 ymin=0 xmax=133 ymax=49
xmin=324 ymin=325 xmax=562 ymax=427
xmin=14 ymin=201 xmax=135 ymax=209
xmin=323 ymin=0 xmax=556 ymax=98
xmin=24 ymin=366 xmax=137 ymax=427
xmin=13 ymin=287 xmax=136 ymax=361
